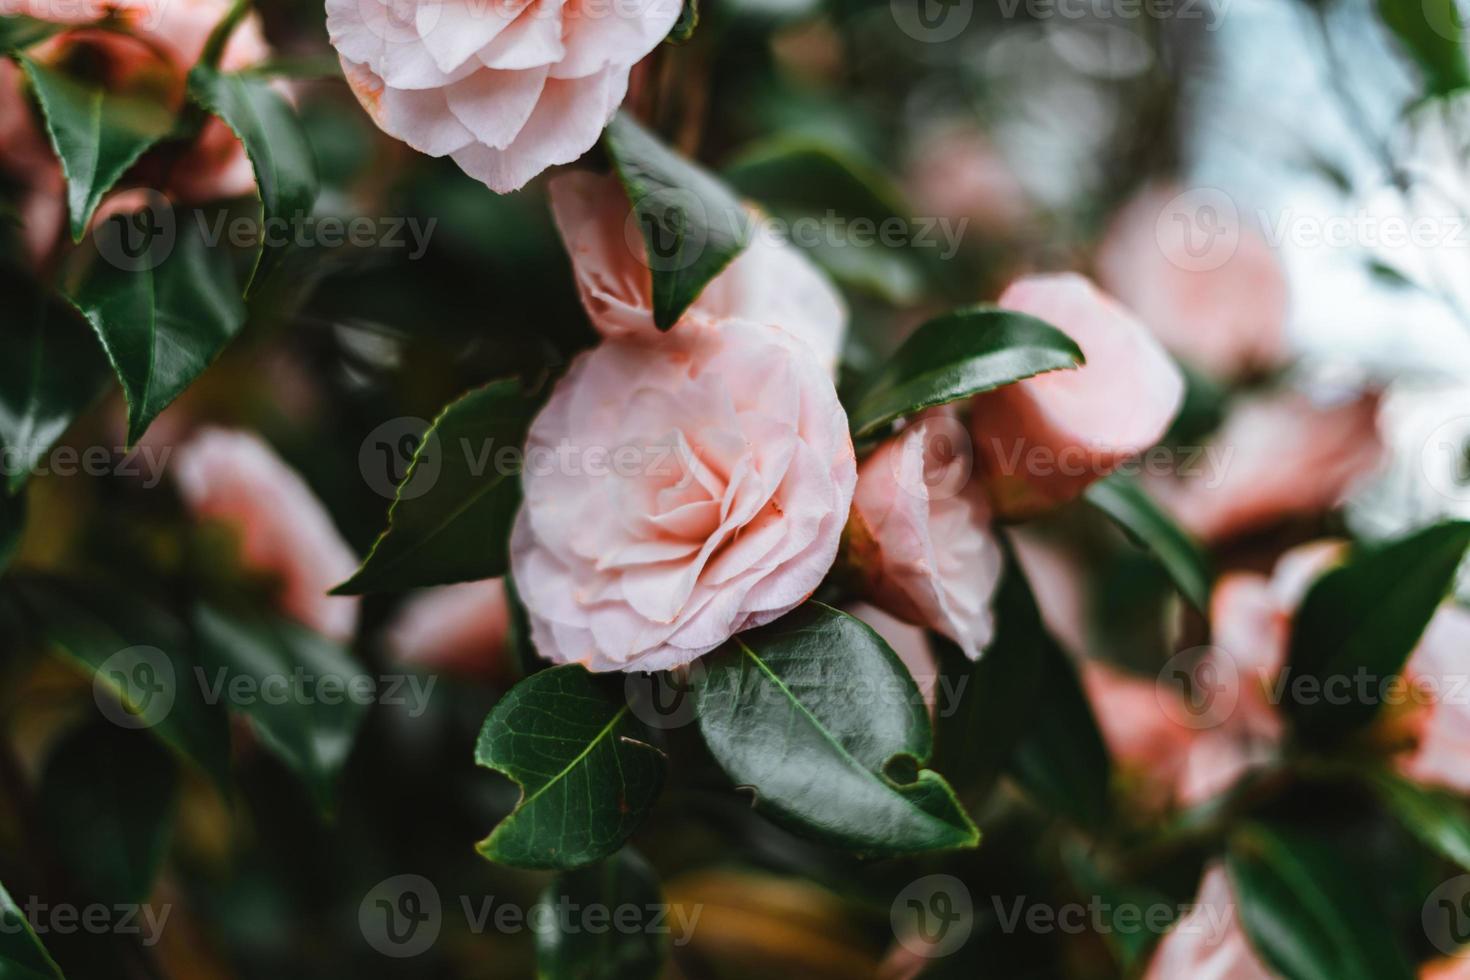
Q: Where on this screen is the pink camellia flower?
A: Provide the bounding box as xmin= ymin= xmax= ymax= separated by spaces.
xmin=385 ymin=579 xmax=512 ymax=676
xmin=1147 ymin=389 xmax=1384 ymax=543
xmin=1080 ymin=660 xmax=1199 ymax=809
xmin=175 ymin=428 xmax=360 ymax=642
xmin=843 ymin=602 xmax=937 ymax=717
xmin=1144 ymin=863 xmax=1272 ymax=980
xmin=1097 ymin=184 xmax=1289 ymax=381
xmin=0 ymin=0 xmax=270 ymax=260
xmin=548 ymin=170 xmax=847 ymax=372
xmin=511 ymin=316 xmax=856 ymax=671
xmin=969 ymin=273 xmax=1185 ymax=519
xmin=846 ymin=412 xmax=1002 ymax=659
xmin=905 ymin=124 xmax=1030 ymax=240
xmin=1398 ymin=604 xmax=1470 ymax=794
xmin=327 ymin=0 xmax=680 ymax=193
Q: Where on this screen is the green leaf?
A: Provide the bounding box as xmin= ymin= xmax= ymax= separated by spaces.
xmin=193 ymin=605 xmax=368 ymax=813
xmin=603 ymin=113 xmax=750 ymax=330
xmin=723 ymin=136 xmax=924 ymax=304
xmin=847 ymin=306 xmax=1084 ymax=437
xmin=0 ymin=269 xmax=111 ymax=494
xmin=1285 ymin=520 xmax=1470 ymax=740
xmin=0 ymin=16 xmax=62 ymax=51
xmin=1372 ymin=772 xmax=1470 ymax=871
xmin=1006 ymin=621 xmax=1112 ymax=829
xmin=666 ymin=0 xmax=698 ymax=42
xmin=0 ymin=485 xmax=25 ymax=574
xmin=1227 ymin=821 xmax=1415 ymax=980
xmin=186 ymin=66 xmax=318 ymax=292
xmin=37 ymin=722 xmax=179 ymax=903
xmin=334 ymin=380 xmax=532 ymax=594
xmin=18 ymin=57 xmax=174 ymax=240
xmin=1084 ymin=474 xmax=1213 ymax=611
xmin=65 ymin=208 xmax=246 ymax=445
xmin=534 ymin=848 xmax=668 ymax=979
xmin=475 ymin=665 xmax=665 ymax=869
xmin=934 ymin=551 xmax=1047 ymax=804
xmin=0 ymin=880 xmax=63 ymax=980
xmin=694 ymin=603 xmax=979 ymax=857
xmin=1376 ymin=0 xmax=1470 ymax=97
xmin=11 ymin=576 xmax=232 ymax=792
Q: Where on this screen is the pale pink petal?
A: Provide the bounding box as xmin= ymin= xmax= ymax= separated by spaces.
xmin=1401 ymin=605 xmax=1470 ymax=794
xmin=174 ymin=429 xmax=360 ymax=642
xmin=476 ymin=0 xmax=567 ymax=68
xmin=443 ymin=66 xmax=548 ymax=149
xmin=1145 ymin=865 xmax=1273 ymax=980
xmin=845 ymin=602 xmax=937 ymax=718
xmin=385 ymin=578 xmax=511 ymax=675
xmin=451 ymin=66 xmax=626 ymax=193
xmin=1148 ymin=390 xmax=1384 ymax=543
xmin=552 ymin=0 xmax=681 ymax=79
xmin=971 ymin=273 xmax=1185 ymax=518
xmin=1098 ymin=183 xmax=1289 ymax=382
xmin=342 ymin=59 xmax=476 ymax=157
xmin=415 ymin=0 xmax=532 ymax=74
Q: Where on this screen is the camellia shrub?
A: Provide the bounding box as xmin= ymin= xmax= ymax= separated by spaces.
xmin=2 ymin=0 xmax=1470 ymax=976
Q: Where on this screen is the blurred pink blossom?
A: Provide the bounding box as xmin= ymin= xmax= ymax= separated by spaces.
xmin=385 ymin=578 xmax=511 ymax=676
xmin=175 ymin=428 xmax=360 ymax=642
xmin=1144 ymin=863 xmax=1272 ymax=980
xmin=1098 ymin=183 xmax=1289 ymax=381
xmin=970 ymin=273 xmax=1185 ymax=518
xmin=844 ymin=601 xmax=937 ymax=717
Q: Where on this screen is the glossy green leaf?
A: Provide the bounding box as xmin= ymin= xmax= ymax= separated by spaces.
xmin=0 ymin=16 xmax=61 ymax=51
xmin=475 ymin=665 xmax=665 ymax=869
xmin=603 ymin=113 xmax=750 ymax=330
xmin=1006 ymin=620 xmax=1112 ymax=829
xmin=1227 ymin=821 xmax=1415 ymax=980
xmin=694 ymin=603 xmax=980 ymax=857
xmin=193 ymin=604 xmax=368 ymax=813
xmin=0 ymin=880 xmax=63 ymax=980
xmin=534 ymin=848 xmax=668 ymax=979
xmin=0 ymin=485 xmax=25 ymax=574
xmin=847 ymin=306 xmax=1084 ymax=437
xmin=1084 ymin=474 xmax=1213 ymax=611
xmin=1376 ymin=0 xmax=1470 ymax=97
xmin=1285 ymin=520 xmax=1470 ymax=740
xmin=334 ymin=380 xmax=532 ymax=594
xmin=1372 ymin=772 xmax=1470 ymax=871
xmin=37 ymin=722 xmax=179 ymax=903
xmin=18 ymin=57 xmax=174 ymax=240
xmin=65 ymin=209 xmax=246 ymax=445
xmin=186 ymin=66 xmax=318 ymax=291
xmin=666 ymin=0 xmax=698 ymax=42
xmin=0 ymin=269 xmax=111 ymax=494
xmin=11 ymin=576 xmax=231 ymax=792
xmin=723 ymin=136 xmax=924 ymax=304
xmin=934 ymin=551 xmax=1047 ymax=804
